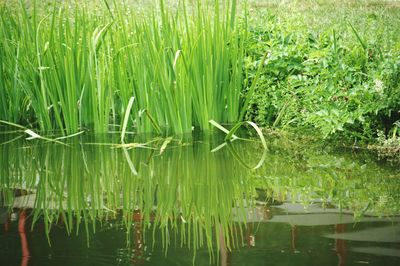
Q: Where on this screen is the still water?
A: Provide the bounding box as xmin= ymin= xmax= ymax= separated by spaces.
xmin=0 ymin=131 xmax=399 ymax=265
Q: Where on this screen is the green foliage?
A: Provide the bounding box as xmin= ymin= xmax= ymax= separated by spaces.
xmin=1 ymin=0 xmax=400 ymax=142
xmin=0 ymin=0 xmax=247 ymax=135
xmin=244 ymin=2 xmax=400 ymax=140
xmin=368 ymin=123 xmax=400 ymax=163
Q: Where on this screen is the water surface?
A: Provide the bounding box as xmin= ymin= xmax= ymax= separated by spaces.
xmin=0 ymin=132 xmax=399 ymax=265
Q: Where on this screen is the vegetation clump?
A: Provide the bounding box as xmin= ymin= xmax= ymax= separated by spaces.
xmin=244 ymin=0 xmax=400 ymax=143
xmin=1 ymin=0 xmax=399 ymax=147
xmin=0 ymin=0 xmax=249 ymax=135
xmin=368 ymin=126 xmax=400 ymax=163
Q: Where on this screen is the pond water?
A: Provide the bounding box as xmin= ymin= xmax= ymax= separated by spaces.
xmin=0 ymin=131 xmax=399 ymax=265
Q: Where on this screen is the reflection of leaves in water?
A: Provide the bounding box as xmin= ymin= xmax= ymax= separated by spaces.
xmin=251 ymin=134 xmax=400 ymax=216
xmin=0 ymin=132 xmax=399 ymax=261
xmin=0 ymin=133 xmax=256 ymax=259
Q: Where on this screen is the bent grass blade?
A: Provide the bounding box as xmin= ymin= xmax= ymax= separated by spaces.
xmin=209 ymin=120 xmax=267 ymax=169
xmin=121 ymin=96 xmax=135 ymax=142
xmin=1 ymin=119 xmax=67 ymax=145
xmin=159 ymin=136 xmax=173 ymax=155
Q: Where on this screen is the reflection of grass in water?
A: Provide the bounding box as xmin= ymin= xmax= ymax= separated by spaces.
xmin=0 ymin=133 xmax=399 ymax=260
xmin=251 ymin=133 xmax=400 ymax=217
xmin=0 ymin=134 xmax=255 ymax=260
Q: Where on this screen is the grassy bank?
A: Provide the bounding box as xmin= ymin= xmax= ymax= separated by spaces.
xmin=1 ymin=0 xmax=399 ymax=148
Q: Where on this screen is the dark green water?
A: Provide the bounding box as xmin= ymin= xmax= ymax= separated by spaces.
xmin=0 ymin=131 xmax=399 ymax=265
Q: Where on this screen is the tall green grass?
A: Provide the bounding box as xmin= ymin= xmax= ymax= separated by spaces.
xmin=0 ymin=0 xmax=249 ymax=135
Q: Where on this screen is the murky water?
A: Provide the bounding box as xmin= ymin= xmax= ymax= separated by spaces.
xmin=0 ymin=132 xmax=399 ymax=265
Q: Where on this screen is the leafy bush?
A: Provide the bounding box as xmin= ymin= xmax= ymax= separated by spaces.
xmin=244 ymin=2 xmax=400 ymax=140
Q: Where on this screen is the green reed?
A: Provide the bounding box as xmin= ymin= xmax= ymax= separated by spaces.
xmin=0 ymin=0 xmax=249 ymax=135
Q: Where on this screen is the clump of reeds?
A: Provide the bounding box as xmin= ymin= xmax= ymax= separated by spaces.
xmin=0 ymin=0 xmax=250 ymax=135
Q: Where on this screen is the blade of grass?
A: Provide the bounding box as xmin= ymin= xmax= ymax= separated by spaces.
xmin=121 ymin=97 xmax=135 ymax=142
